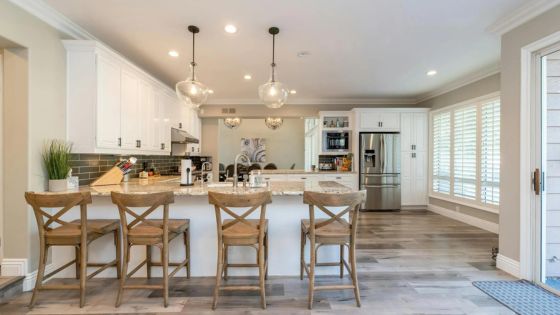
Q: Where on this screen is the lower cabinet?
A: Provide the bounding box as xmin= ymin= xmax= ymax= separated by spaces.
xmin=261 ymin=173 xmax=358 ymax=190
xmin=401 ymin=150 xmax=428 ymax=206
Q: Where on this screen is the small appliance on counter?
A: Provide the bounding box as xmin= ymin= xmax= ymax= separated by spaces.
xmin=318 ymin=154 xmax=352 ymax=172
xmin=180 ymin=159 xmax=194 ymax=186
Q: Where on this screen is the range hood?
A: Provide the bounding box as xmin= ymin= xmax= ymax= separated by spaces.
xmin=171 ymin=127 xmax=199 ymax=144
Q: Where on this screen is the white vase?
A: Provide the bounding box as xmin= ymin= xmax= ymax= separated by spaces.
xmin=48 ymin=179 xmax=68 ymax=192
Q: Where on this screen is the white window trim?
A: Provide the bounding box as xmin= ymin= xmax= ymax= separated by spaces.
xmin=429 ymin=91 xmax=500 ymax=213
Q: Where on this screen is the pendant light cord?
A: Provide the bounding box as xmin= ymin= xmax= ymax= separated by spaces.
xmin=271 ymin=33 xmax=276 ymax=82
xmin=191 ymin=31 xmax=196 ymax=80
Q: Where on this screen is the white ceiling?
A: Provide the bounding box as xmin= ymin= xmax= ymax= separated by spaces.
xmin=44 ymin=0 xmax=528 ymax=104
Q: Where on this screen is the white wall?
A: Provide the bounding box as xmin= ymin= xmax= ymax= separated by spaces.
xmin=217 ymin=118 xmax=305 ymax=169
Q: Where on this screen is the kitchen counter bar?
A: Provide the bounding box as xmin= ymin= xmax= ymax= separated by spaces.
xmin=47 ymin=176 xmax=358 ymax=278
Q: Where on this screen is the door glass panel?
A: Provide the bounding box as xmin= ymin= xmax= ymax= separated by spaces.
xmin=541 ymin=49 xmax=560 ymax=292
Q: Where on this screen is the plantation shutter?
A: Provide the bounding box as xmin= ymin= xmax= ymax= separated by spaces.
xmin=432 ymin=112 xmax=451 ymax=194
xmin=453 ymin=106 xmax=477 ymax=200
xmin=480 ymin=100 xmax=500 ymax=205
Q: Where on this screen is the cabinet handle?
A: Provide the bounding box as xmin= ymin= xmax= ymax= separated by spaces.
xmin=381 ymin=121 xmax=383 ymax=127
xmin=118 ymin=137 xmax=122 ymax=147
xmin=161 ymin=143 xmax=165 ymax=150
xmin=135 ymin=140 xmax=140 ymax=148
xmin=411 ymin=145 xmax=414 ymax=150
xmin=179 ymin=122 xmax=182 ymax=129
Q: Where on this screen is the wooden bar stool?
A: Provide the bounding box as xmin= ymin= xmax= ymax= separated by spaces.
xmin=25 ymin=191 xmax=121 ymax=308
xmin=300 ymin=191 xmax=364 ymax=309
xmin=208 ymin=191 xmax=272 ymax=310
xmin=111 ymin=191 xmax=190 ymax=308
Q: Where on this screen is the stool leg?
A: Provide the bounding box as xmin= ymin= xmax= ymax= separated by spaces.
xmin=223 ymin=245 xmax=228 ymax=280
xmin=300 ymin=228 xmax=305 ymax=280
xmin=339 ymin=244 xmax=344 ymax=278
xmin=212 ymin=243 xmax=224 ymax=310
xmin=75 ymin=246 xmax=80 ymax=279
xmin=350 ymin=241 xmax=361 ymax=307
xmin=258 ymin=242 xmax=266 ymax=309
xmin=308 ymin=240 xmax=316 ymax=310
xmin=146 ymin=245 xmax=152 ymax=279
xmin=184 ymin=230 xmax=190 ymax=279
xmin=79 ymin=242 xmax=87 ymax=307
xmin=114 ymin=229 xmax=121 ymax=279
xmin=162 ymin=243 xmax=169 ymax=308
xmin=29 ymin=238 xmax=47 ymax=308
xmin=116 ymin=240 xmax=129 ymax=307
xmin=265 ymin=232 xmax=269 ymax=280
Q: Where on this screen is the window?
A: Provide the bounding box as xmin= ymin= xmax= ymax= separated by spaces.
xmin=480 ymin=100 xmax=500 ymax=205
xmin=453 ymin=106 xmax=477 ymax=200
xmin=430 ymin=95 xmax=500 ymax=209
xmin=432 ymin=112 xmax=451 ymax=194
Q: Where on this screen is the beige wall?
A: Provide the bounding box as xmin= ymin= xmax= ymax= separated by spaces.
xmin=216 ymin=118 xmax=305 ymax=169
xmin=201 ymin=118 xmax=220 ymax=180
xmin=500 ymin=5 xmax=560 ymax=262
xmin=417 ymin=73 xmax=501 ymax=109
xmin=0 ymin=1 xmax=68 ymax=272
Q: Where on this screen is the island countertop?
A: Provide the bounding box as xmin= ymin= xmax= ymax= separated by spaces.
xmin=60 ymin=176 xmax=355 ymax=196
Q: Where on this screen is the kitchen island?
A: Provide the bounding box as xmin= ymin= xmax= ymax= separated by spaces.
xmin=49 ymin=177 xmax=358 ymax=278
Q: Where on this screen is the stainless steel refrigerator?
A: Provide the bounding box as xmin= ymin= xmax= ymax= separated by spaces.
xmin=359 ymin=132 xmax=401 ymax=211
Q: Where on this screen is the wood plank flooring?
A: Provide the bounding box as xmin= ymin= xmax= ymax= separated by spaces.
xmin=0 ymin=210 xmax=515 ymax=314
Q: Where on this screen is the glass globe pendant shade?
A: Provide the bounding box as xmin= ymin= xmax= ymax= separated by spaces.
xmin=176 ymin=64 xmax=208 ymax=109
xmin=259 ymin=80 xmax=289 ymax=109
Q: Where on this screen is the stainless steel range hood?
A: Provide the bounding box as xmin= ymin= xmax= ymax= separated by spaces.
xmin=171 ymin=128 xmax=199 ymax=144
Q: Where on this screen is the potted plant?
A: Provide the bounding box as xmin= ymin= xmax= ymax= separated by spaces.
xmin=42 ymin=140 xmax=72 ymax=192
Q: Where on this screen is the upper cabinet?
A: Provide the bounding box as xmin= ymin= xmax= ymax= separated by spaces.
xmin=64 ymin=41 xmax=201 ymax=155
xmin=355 ymin=109 xmax=400 ymax=131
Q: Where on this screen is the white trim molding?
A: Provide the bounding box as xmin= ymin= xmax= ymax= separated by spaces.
xmin=206 ymin=97 xmax=418 ymax=106
xmin=1 ymin=258 xmax=54 ymax=291
xmin=496 ymin=254 xmax=521 ymax=278
xmin=487 ymin=0 xmax=560 ymax=36
xmin=427 ymin=204 xmax=499 ymax=234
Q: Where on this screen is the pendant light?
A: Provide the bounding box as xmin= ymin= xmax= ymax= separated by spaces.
xmin=223 ymin=117 xmax=242 ymax=129
xmin=264 ymin=117 xmax=283 ymax=130
xmin=176 ymin=25 xmax=209 ymax=109
xmin=259 ymin=27 xmax=289 ymax=109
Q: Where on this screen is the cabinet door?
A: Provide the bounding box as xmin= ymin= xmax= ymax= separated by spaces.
xmin=139 ymin=80 xmax=158 ymax=151
xmin=359 ymin=112 xmax=381 ymax=129
xmin=413 ymin=113 xmax=428 ymax=152
xmin=413 ymin=151 xmax=428 ymax=205
xmin=400 ymin=152 xmax=413 ymax=205
xmin=155 ymin=90 xmax=171 ymax=153
xmin=379 ymin=112 xmax=400 ymax=130
xmin=400 ymin=113 xmax=414 ymax=151
xmin=96 ymin=56 xmax=121 ymax=149
xmin=120 ymin=69 xmax=140 ymax=149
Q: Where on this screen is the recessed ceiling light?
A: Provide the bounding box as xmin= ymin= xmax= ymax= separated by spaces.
xmin=427 ymin=70 xmax=437 ymax=76
xmin=208 ymin=89 xmax=214 ymax=94
xmin=225 ymin=24 xmax=237 ymax=34
xmin=290 ymin=90 xmax=297 ymax=94
xmin=168 ymin=50 xmax=179 ymax=57
xmin=244 ymin=74 xmax=252 ymax=80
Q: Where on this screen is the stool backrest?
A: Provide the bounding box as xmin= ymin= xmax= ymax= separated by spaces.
xmin=208 ymin=191 xmax=272 ymax=243
xmin=303 ymin=191 xmax=365 ymax=239
xmin=111 ymin=191 xmax=174 ymax=235
xmin=25 ymin=191 xmax=92 ymax=236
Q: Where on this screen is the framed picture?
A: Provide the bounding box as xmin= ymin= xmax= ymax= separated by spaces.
xmin=241 ymin=138 xmax=266 ymax=163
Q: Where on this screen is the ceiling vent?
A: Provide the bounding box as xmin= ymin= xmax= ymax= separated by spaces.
xmin=221 ymin=108 xmax=236 ymax=114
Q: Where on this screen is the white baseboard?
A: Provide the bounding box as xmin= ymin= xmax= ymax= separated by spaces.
xmin=497 ymin=254 xmax=520 ymax=278
xmin=427 ymin=204 xmax=499 ymax=234
xmin=2 ymin=258 xmax=54 ymax=291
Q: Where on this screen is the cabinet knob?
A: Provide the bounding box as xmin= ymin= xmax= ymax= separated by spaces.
xmin=118 ymin=137 xmax=122 ymax=147
xmin=179 ymin=122 xmax=182 ymax=129
xmin=161 ymin=143 xmax=165 ymax=150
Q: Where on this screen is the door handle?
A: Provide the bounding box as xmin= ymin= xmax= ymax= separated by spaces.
xmin=534 ymin=168 xmax=541 ymax=195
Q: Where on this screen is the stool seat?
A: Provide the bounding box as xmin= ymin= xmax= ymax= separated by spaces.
xmin=46 ymin=219 xmax=119 ymax=238
xmin=223 ymin=219 xmax=268 ymax=244
xmin=301 ymin=219 xmax=350 ymax=243
xmin=128 ymin=219 xmax=189 ymax=237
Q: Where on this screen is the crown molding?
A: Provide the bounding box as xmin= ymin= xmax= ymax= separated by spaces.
xmin=8 ymin=0 xmax=97 ymax=40
xmin=487 ymin=0 xmax=560 ymax=36
xmin=205 ymin=97 xmax=417 ymax=106
xmin=415 ymin=64 xmax=500 ymax=104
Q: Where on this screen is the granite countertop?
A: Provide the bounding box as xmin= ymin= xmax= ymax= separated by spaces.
xmin=254 ymin=169 xmax=356 ymax=175
xmin=56 ymin=176 xmax=355 ymax=197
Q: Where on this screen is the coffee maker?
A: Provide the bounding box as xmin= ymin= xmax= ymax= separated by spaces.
xmin=180 ymin=159 xmax=193 ymax=186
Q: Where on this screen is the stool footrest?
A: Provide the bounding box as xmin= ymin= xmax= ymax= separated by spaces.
xmin=226 ymin=263 xmax=258 ymax=268
xmin=220 ymin=286 xmax=260 ymax=291
xmin=314 ymin=285 xmax=356 ymax=291
xmin=40 ymin=284 xmax=80 ymax=290
xmin=123 ymin=284 xmax=163 ymax=290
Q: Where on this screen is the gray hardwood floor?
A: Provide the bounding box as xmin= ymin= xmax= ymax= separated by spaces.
xmin=0 ymin=210 xmax=515 ymax=314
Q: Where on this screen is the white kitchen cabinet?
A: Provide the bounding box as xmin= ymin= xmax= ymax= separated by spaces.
xmin=400 ymin=112 xmax=428 ymax=206
xmin=65 ymin=40 xmax=181 ymax=155
xmin=357 ymin=111 xmax=400 ymax=131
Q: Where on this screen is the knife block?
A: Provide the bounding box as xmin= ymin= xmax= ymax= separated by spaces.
xmin=90 ymin=166 xmax=124 ymax=186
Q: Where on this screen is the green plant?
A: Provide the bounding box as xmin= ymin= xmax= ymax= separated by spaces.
xmin=42 ymin=140 xmax=72 ymax=180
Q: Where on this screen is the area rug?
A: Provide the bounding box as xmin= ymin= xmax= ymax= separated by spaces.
xmin=473 ymin=280 xmax=560 ymax=315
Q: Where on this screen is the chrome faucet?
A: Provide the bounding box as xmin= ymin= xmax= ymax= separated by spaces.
xmin=200 ymin=161 xmax=211 ymax=186
xmin=233 ymin=153 xmax=250 ymax=188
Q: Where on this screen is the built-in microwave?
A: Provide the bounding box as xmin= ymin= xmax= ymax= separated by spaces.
xmin=323 ymin=131 xmax=350 ymax=152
